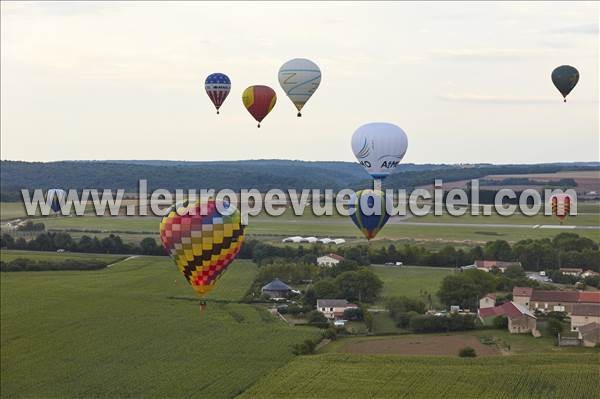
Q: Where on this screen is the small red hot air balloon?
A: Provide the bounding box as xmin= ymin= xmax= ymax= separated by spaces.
xmin=242 ymin=85 xmax=277 ymax=128
xmin=550 ymin=194 xmax=572 ymax=224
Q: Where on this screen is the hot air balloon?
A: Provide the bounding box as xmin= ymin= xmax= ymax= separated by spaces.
xmin=351 ymin=122 xmax=408 ymax=180
xmin=205 ymin=73 xmax=231 ymax=114
xmin=348 ymin=189 xmax=391 ymax=240
xmin=551 ymin=65 xmax=579 ymax=102
xmin=242 ymin=85 xmax=277 ymax=127
xmin=159 ymin=199 xmax=245 ymax=299
xmin=278 ymin=58 xmax=321 ymax=117
xmin=550 ymin=194 xmax=572 ymax=224
xmin=47 ymin=189 xmax=66 ymax=214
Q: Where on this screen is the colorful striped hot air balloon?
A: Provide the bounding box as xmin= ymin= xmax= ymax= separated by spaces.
xmin=348 ymin=189 xmax=391 ymax=240
xmin=159 ymin=199 xmax=245 ymax=299
xmin=550 ymin=194 xmax=572 ymax=224
xmin=242 ymin=85 xmax=277 ymax=127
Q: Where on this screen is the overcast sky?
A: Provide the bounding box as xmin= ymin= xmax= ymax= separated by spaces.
xmin=1 ymin=1 xmax=598 ymax=164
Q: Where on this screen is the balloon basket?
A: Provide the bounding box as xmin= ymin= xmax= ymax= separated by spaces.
xmin=199 ymin=301 xmax=207 ymax=312
xmin=257 ymin=123 xmax=261 ymax=128
xmin=297 ymin=112 xmax=302 ymax=117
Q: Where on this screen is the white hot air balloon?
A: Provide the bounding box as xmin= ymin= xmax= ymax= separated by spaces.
xmin=278 ymin=58 xmax=321 ymax=117
xmin=351 ymin=122 xmax=408 ymax=180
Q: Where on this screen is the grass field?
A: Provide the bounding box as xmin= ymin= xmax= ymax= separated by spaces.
xmin=0 ymin=249 xmax=126 ymax=263
xmin=0 ymin=254 xmax=319 ymax=398
xmin=371 ymin=265 xmax=454 ymax=306
xmin=240 ymin=352 xmax=600 ymax=398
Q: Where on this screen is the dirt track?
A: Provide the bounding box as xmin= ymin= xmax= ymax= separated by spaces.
xmin=342 ymin=334 xmax=500 ymax=357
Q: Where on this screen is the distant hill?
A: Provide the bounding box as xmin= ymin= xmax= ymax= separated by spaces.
xmin=1 ymin=159 xmax=598 ymax=201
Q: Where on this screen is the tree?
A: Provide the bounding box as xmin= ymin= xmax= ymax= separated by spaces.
xmin=483 ymin=240 xmax=513 ymax=261
xmin=437 ymin=270 xmax=495 ymax=309
xmin=334 ymin=268 xmax=383 ymax=303
xmin=0 ymin=234 xmax=15 ymax=248
xmin=307 ymin=310 xmax=328 ymax=324
xmin=493 ymin=315 xmax=508 ymax=329
xmin=458 ymin=346 xmax=477 ymax=357
xmin=313 ymin=278 xmax=340 ymax=299
xmin=547 ymin=318 xmax=563 ymax=337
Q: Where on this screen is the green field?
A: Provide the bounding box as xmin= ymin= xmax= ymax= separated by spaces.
xmin=240 ymin=352 xmax=600 ymax=398
xmin=0 ymin=250 xmax=126 ymax=263
xmin=371 ymin=265 xmax=453 ymax=306
xmin=1 ymin=254 xmax=319 ymax=398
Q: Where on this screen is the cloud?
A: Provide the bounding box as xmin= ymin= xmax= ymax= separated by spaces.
xmin=549 ymin=23 xmax=599 ymax=35
xmin=438 ymin=93 xmax=557 ymax=104
xmin=431 ymin=48 xmax=557 ymax=61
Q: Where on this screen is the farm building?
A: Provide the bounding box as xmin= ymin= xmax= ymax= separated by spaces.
xmin=282 ymin=236 xmax=303 ymax=243
xmin=559 ymin=268 xmax=583 ymax=276
xmin=577 ymin=322 xmax=600 ymax=347
xmin=301 ymin=236 xmax=318 ymax=243
xmin=479 ymin=294 xmax=496 ymax=309
xmin=478 ymin=301 xmax=538 ymax=335
xmin=512 ymin=287 xmax=600 ymax=315
xmin=261 ymin=278 xmax=293 ymax=299
xmin=570 ymin=304 xmax=600 ymax=332
xmin=317 ymin=253 xmax=345 ymax=267
xmin=316 ymin=299 xmax=357 ymax=320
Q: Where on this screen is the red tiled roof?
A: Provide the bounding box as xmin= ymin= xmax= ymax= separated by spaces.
xmin=326 ymin=253 xmax=345 ymax=261
xmin=513 ymin=287 xmax=533 ymax=297
xmin=479 ymin=302 xmax=533 ymax=320
xmin=578 ymin=292 xmax=600 ymax=304
xmin=530 ymin=290 xmax=579 ymax=303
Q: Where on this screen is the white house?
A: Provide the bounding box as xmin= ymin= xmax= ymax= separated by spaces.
xmin=301 ymin=236 xmax=318 ymax=243
xmin=318 ymin=238 xmax=332 ymax=244
xmin=479 ymin=294 xmax=496 ymax=309
xmin=317 ymin=299 xmax=358 ymax=319
xmin=331 ymin=238 xmax=346 ymax=245
xmin=317 ymin=253 xmax=345 ymax=267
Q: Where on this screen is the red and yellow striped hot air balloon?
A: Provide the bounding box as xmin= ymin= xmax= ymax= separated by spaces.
xmin=159 ymin=199 xmax=245 ymax=303
xmin=550 ymin=194 xmax=572 ymax=224
xmin=242 ymin=85 xmax=276 ymax=128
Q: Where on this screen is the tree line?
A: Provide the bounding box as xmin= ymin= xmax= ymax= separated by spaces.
xmin=0 ymin=232 xmax=164 ymax=256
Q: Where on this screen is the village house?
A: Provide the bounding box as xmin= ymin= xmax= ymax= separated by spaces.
xmin=512 ymin=287 xmax=600 ymax=315
xmin=261 ymin=278 xmax=293 ymax=299
xmin=570 ymin=303 xmax=600 ymax=332
xmin=316 ymin=299 xmax=357 ymax=320
xmin=316 ymin=253 xmax=345 ymax=267
xmin=559 ymin=268 xmax=583 ymax=276
xmin=479 ymin=293 xmax=496 ymax=309
xmin=474 ymin=260 xmax=521 ymax=273
xmin=577 ymin=322 xmax=600 ymax=347
xmin=478 ymin=301 xmax=538 ymax=335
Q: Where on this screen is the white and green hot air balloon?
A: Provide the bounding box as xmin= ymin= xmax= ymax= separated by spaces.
xmin=351 ymin=122 xmax=408 ymax=180
xmin=278 ymin=58 xmax=321 ymax=117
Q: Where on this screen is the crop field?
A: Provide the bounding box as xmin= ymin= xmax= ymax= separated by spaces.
xmin=240 ymin=353 xmax=600 ymax=399
xmin=1 ymin=255 xmax=319 ymax=398
xmin=370 ymin=265 xmax=453 ymax=306
xmin=336 ymin=334 xmax=500 ymax=356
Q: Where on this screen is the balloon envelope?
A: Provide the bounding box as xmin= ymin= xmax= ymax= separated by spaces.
xmin=242 ymin=85 xmax=277 ymax=127
xmin=551 ymin=65 xmax=579 ymax=101
xmin=278 ymin=58 xmax=321 ymax=116
xmin=348 ymin=189 xmax=391 ymax=240
xmin=205 ymin=73 xmax=231 ymax=114
xmin=550 ymin=194 xmax=573 ymax=223
xmin=159 ymin=199 xmax=245 ymax=296
xmin=47 ymin=189 xmax=66 ymax=214
xmin=351 ymin=122 xmax=408 ymax=179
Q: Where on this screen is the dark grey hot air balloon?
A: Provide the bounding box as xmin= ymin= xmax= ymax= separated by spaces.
xmin=551 ymin=65 xmax=579 ymax=102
